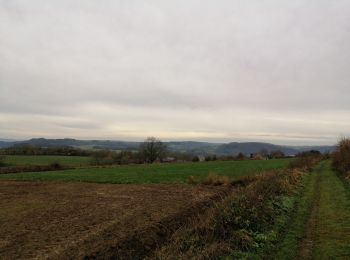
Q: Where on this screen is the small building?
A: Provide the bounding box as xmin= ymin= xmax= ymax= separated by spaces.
xmin=197 ymin=155 xmax=206 ymax=162
xmin=162 ymin=157 xmax=176 ymax=163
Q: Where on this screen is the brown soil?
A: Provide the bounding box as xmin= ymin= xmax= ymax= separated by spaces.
xmin=0 ymin=181 xmax=227 ymax=259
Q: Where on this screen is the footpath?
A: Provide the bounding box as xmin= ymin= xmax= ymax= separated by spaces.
xmin=276 ymin=161 xmax=350 ymax=259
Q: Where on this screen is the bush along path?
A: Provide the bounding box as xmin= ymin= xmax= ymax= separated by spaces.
xmin=146 ymin=168 xmax=306 ymax=259
xmin=276 ymin=160 xmax=350 ymax=259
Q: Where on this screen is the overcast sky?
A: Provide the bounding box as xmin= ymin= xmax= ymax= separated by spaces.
xmin=1 ymin=0 xmax=350 ymax=145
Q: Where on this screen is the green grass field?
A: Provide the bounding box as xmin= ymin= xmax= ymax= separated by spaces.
xmin=2 ymin=155 xmax=91 ymax=166
xmin=0 ymin=158 xmax=291 ymax=184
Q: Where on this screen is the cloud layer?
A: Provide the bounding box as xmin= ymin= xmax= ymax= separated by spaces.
xmin=1 ymin=0 xmax=350 ymax=144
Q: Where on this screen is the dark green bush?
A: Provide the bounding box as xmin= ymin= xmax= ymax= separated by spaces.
xmin=332 ymin=138 xmax=350 ymax=175
xmin=0 ymin=156 xmax=6 ymax=167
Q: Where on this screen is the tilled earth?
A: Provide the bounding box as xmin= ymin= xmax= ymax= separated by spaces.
xmin=0 ymin=180 xmax=225 ymax=259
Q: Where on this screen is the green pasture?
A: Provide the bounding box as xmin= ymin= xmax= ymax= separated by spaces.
xmin=0 ymin=158 xmax=291 ymax=184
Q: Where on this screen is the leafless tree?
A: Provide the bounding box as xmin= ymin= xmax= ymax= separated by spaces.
xmin=140 ymin=137 xmax=167 ymax=163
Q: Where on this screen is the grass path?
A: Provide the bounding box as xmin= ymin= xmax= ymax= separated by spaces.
xmin=298 ymin=166 xmax=321 ymax=259
xmin=312 ymin=161 xmax=350 ymax=258
xmin=276 ymin=161 xmax=350 ymax=259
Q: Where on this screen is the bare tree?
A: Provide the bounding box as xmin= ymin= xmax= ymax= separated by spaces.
xmin=140 ymin=137 xmax=167 ymax=163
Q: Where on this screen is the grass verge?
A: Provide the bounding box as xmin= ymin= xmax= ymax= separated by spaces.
xmin=148 ymin=168 xmax=305 ymax=259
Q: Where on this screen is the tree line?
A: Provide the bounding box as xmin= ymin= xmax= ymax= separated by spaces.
xmin=0 ymin=137 xmax=292 ymax=167
xmin=0 ymin=144 xmax=91 ymax=156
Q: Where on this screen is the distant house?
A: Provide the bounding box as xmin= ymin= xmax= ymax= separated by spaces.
xmin=197 ymin=155 xmax=206 ymax=162
xmin=162 ymin=157 xmax=176 ymax=163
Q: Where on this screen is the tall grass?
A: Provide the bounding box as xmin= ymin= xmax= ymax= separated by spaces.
xmin=151 ymin=169 xmax=304 ymax=258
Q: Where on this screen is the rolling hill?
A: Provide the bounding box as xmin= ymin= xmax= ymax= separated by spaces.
xmin=0 ymin=138 xmax=336 ymax=156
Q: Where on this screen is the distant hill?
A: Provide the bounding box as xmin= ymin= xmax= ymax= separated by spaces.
xmin=167 ymin=141 xmax=220 ymax=154
xmin=214 ymin=142 xmax=335 ymax=156
xmin=0 ymin=138 xmax=140 ymax=150
xmin=0 ymin=141 xmax=12 ymax=148
xmin=215 ymin=142 xmax=298 ymax=156
xmin=0 ymin=138 xmax=336 ymax=156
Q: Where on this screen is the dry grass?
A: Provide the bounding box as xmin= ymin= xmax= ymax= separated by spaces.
xmin=187 ymin=173 xmax=234 ymax=186
xmin=150 ymin=169 xmax=304 ymax=259
xmin=345 ymin=172 xmax=350 ymax=182
xmin=202 ymin=173 xmax=231 ymax=186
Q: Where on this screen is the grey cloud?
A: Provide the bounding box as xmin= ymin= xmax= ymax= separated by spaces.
xmin=1 ymin=0 xmax=350 ymax=144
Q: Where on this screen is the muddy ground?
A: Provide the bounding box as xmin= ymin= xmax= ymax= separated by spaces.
xmin=0 ymin=181 xmax=226 ymax=259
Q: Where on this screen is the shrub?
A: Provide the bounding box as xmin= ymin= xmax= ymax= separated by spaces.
xmin=90 ymin=150 xmax=142 ymax=165
xmin=288 ymin=151 xmax=321 ymax=171
xmin=202 ymin=173 xmax=231 ymax=186
xmin=236 ymin=153 xmax=246 ymax=160
xmin=187 ymin=175 xmax=198 ymax=184
xmin=332 ymin=138 xmax=350 ymax=175
xmin=269 ymin=150 xmax=285 ymax=159
xmin=0 ymin=156 xmax=6 ymax=167
xmin=153 ymin=169 xmax=304 ymax=258
xmin=203 ymin=155 xmax=217 ymax=161
xmin=49 ymin=161 xmax=64 ymax=170
xmin=205 ymin=156 xmax=212 ymax=161
xmin=192 ymin=156 xmax=200 ymax=162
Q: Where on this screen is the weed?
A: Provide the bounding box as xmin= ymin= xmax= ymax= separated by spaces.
xmin=202 ymin=173 xmax=231 ymax=186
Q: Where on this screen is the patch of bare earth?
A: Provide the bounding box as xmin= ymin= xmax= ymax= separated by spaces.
xmin=0 ymin=181 xmax=227 ymax=259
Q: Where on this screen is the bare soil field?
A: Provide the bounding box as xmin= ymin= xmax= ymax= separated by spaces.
xmin=0 ymin=181 xmax=226 ymax=259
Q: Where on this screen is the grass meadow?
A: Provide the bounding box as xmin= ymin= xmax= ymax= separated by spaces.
xmin=0 ymin=158 xmax=291 ymax=184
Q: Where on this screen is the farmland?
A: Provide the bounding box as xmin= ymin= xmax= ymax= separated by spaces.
xmin=1 ymin=154 xmax=350 ymax=258
xmin=0 ymin=157 xmax=293 ymax=259
xmin=0 ymin=158 xmax=291 ymax=184
xmin=2 ymin=1 xmax=349 ymax=258
xmin=2 ymin=155 xmax=91 ymax=166
xmin=0 ymin=181 xmax=225 ymax=259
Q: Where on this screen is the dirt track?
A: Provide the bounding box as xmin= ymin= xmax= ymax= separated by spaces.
xmin=0 ymin=181 xmax=226 ymax=259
